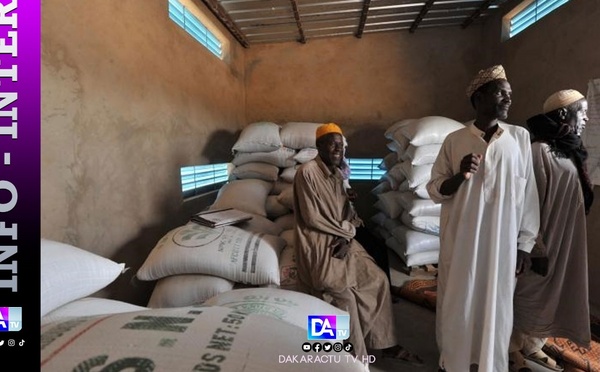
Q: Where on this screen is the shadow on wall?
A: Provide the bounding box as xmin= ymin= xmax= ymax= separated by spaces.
xmin=345 ymin=125 xmax=388 ymax=158
xmin=201 ymin=129 xmax=240 ymax=163
xmin=103 ymin=191 xmax=218 ymax=307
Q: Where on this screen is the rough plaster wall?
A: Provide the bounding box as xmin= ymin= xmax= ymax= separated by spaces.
xmin=482 ymin=0 xmax=600 ymax=318
xmin=244 ymin=29 xmax=484 ymax=157
xmin=42 ymin=0 xmax=245 ymax=305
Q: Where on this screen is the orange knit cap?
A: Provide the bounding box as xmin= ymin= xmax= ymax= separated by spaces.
xmin=316 ymin=123 xmax=343 ymax=139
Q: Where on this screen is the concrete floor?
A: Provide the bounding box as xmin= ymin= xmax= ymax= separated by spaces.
xmin=366 ymin=251 xmax=560 ymax=372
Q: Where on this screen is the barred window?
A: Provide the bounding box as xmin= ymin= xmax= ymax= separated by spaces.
xmin=169 ymin=0 xmax=223 ymax=58
xmin=504 ymin=0 xmax=570 ymax=39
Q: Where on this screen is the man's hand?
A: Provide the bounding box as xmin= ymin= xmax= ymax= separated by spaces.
xmin=516 ymin=250 xmax=531 ymax=276
xmin=331 ymin=237 xmax=350 ymax=259
xmin=460 ymin=153 xmax=483 ymax=180
xmin=346 ymin=188 xmax=358 ymax=202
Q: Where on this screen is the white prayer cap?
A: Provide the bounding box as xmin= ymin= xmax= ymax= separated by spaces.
xmin=542 ymin=89 xmax=585 ymax=113
xmin=466 ymin=65 xmax=507 ymax=98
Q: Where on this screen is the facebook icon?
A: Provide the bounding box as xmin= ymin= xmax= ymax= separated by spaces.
xmin=307 ymin=315 xmax=350 ymax=340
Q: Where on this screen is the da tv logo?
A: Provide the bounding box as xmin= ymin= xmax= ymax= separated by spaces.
xmin=307 ymin=315 xmax=349 ymax=340
xmin=0 ymin=307 xmax=21 ymax=332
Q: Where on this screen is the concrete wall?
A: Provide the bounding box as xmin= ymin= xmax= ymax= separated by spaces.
xmin=244 ymin=28 xmax=484 ymax=157
xmin=41 ymin=0 xmax=246 ymax=304
xmin=41 ymin=0 xmax=599 ymax=310
xmin=482 ymin=0 xmax=600 ymax=319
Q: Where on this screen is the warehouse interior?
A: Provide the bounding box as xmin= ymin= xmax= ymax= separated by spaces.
xmin=41 ymin=1 xmax=600 ymax=368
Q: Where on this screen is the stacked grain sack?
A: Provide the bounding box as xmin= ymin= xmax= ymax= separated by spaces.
xmin=371 ymin=116 xmax=464 ymax=270
xmin=136 ymin=121 xmax=326 ymax=308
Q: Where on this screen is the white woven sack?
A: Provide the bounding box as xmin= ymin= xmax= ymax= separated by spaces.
xmin=401 ymin=210 xmax=440 ymax=236
xmin=398 ymin=179 xmax=410 ymax=192
xmin=371 ymin=180 xmax=391 ymax=195
xmin=399 ymin=116 xmax=464 ymax=146
xmin=382 ymin=216 xmax=403 ymax=233
xmin=236 ymin=213 xmax=283 ymax=236
xmin=41 ymin=306 xmax=364 ymax=372
xmin=384 ymin=118 xmax=415 ymax=139
xmin=279 ymin=122 xmax=322 ymax=149
xmin=405 ymin=143 xmax=442 ymax=166
xmin=401 ymin=249 xmax=440 ymax=267
xmin=379 ymin=152 xmax=398 ymax=170
xmin=414 ymin=183 xmax=431 ymax=199
xmin=136 ymin=223 xmax=286 ymax=285
xmin=390 ymin=224 xmax=440 ymax=255
xmin=232 ymin=147 xmax=297 ymax=168
xmin=278 ymin=245 xmax=298 ymax=289
xmin=399 ymin=161 xmax=433 ymax=189
xmin=393 ymin=133 xmax=411 ymax=155
xmin=386 ymin=141 xmax=401 ymax=153
xmin=397 ymin=191 xmax=441 ymax=217
xmin=203 ymin=287 xmax=348 ymax=330
xmin=42 ymin=297 xmax=147 ymax=326
xmin=294 ymin=147 xmax=319 ymax=163
xmin=231 ymin=162 xmax=280 ymax=182
xmin=280 ymin=165 xmax=300 ymax=183
xmin=41 ymin=239 xmax=126 ymax=317
xmin=373 ymin=226 xmax=392 ymax=241
xmin=279 ymin=228 xmax=295 ymax=247
xmin=232 ymin=121 xmax=283 ymax=153
xmin=271 ymin=179 xmax=293 ymax=195
xmin=273 ymin=213 xmax=296 ymax=231
xmin=385 ymin=162 xmax=407 ymax=190
xmin=370 ymin=211 xmax=387 ymax=227
xmin=147 ymin=274 xmax=235 ymax=308
xmin=266 ymin=195 xmax=291 ymax=219
xmin=377 ymin=191 xmax=403 ymax=219
xmin=385 ymin=236 xmax=439 ymax=266
xmin=385 ymin=236 xmax=404 ymax=258
xmin=276 ymin=186 xmax=294 ymax=210
xmin=210 ymin=179 xmax=273 ymax=217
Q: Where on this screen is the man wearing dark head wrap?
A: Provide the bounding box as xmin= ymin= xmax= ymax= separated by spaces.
xmin=426 ymin=65 xmax=540 ymax=372
xmin=510 ymin=90 xmax=593 ymax=371
xmin=293 ymin=123 xmax=423 ymax=369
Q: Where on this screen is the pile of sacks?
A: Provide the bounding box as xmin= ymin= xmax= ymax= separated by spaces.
xmin=370 ymin=116 xmax=464 ymax=269
xmin=136 ymin=121 xmax=326 ymax=308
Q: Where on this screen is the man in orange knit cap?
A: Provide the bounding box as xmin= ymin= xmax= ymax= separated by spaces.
xmin=293 ymin=123 xmax=423 ymax=369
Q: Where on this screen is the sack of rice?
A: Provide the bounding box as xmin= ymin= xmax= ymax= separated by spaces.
xmin=203 ymin=287 xmax=348 ymax=330
xmin=136 ymin=223 xmax=286 ymax=285
xmin=41 ymin=305 xmax=365 ymax=372
xmin=147 ymin=274 xmax=235 ymax=308
xmin=232 ymin=121 xmax=283 ymax=153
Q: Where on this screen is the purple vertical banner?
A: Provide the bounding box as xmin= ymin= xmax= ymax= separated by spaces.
xmin=0 ymin=0 xmax=40 ymax=365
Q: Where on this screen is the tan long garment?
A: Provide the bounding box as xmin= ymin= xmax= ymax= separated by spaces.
xmin=293 ymin=156 xmax=397 ymax=358
xmin=513 ymin=142 xmax=591 ymax=348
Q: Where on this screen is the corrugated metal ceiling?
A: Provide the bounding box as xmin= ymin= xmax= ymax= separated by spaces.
xmin=200 ymin=0 xmax=510 ymax=46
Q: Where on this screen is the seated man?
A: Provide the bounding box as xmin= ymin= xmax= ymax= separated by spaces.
xmin=292 ymin=122 xmax=423 ymax=366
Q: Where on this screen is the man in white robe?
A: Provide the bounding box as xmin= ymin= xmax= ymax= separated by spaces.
xmin=426 ymin=65 xmax=540 ymax=372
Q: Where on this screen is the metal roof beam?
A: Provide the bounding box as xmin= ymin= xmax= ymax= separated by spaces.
xmin=409 ymin=0 xmax=436 ymax=33
xmin=201 ymin=0 xmax=250 ymax=47
xmin=461 ymin=0 xmax=493 ymax=29
xmin=290 ymin=0 xmax=307 ymax=43
xmin=355 ymin=0 xmax=372 ymax=38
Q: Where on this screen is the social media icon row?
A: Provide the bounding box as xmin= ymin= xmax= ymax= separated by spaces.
xmin=302 ymin=342 xmax=353 ymax=353
xmin=0 ymin=339 xmax=24 ymax=346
